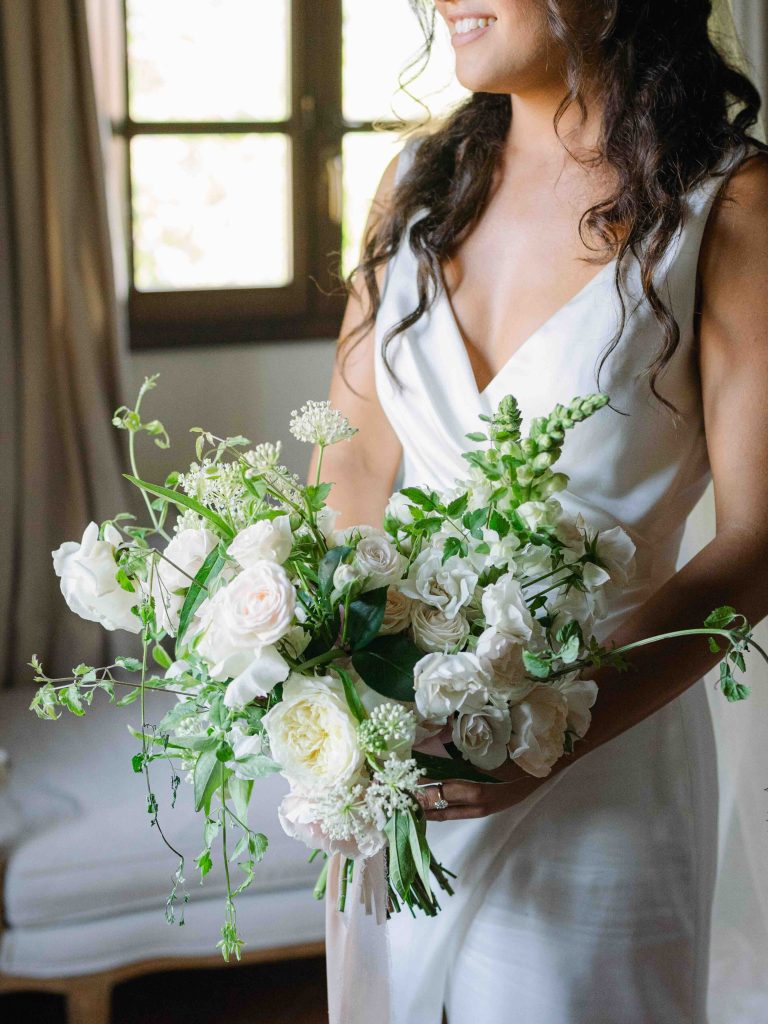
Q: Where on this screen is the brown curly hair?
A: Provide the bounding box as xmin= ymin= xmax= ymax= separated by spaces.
xmin=344 ymin=0 xmax=764 ymax=413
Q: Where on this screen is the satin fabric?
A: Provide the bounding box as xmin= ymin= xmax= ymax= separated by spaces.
xmin=370 ymin=139 xmax=754 ymax=1024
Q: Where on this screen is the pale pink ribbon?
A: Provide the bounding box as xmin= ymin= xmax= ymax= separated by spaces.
xmin=325 ymin=850 xmax=391 ymax=1024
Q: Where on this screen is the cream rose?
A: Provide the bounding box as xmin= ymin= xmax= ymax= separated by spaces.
xmin=379 ymin=588 xmax=413 ymax=635
xmin=263 ymin=674 xmax=364 ymax=793
xmin=452 ymin=702 xmax=512 ymax=770
xmin=353 ymin=531 xmax=405 ymax=590
xmin=482 ymin=574 xmax=534 ymax=642
xmin=197 ymin=560 xmax=296 ymax=680
xmin=508 ymin=684 xmax=569 ymax=777
xmin=152 ymin=526 xmax=218 ymax=635
xmin=411 ymin=604 xmax=470 ymax=654
xmin=227 ymin=516 xmax=292 ymax=568
xmin=52 ymin=522 xmax=140 ymax=633
xmin=413 ymin=651 xmax=491 ymax=721
xmin=476 ymin=627 xmax=533 ymax=701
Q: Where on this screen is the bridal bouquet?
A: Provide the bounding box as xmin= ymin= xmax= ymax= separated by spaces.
xmin=30 ymin=375 xmax=763 ymax=959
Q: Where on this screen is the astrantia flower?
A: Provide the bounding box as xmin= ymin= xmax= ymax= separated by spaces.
xmin=289 ymin=400 xmax=357 ymax=446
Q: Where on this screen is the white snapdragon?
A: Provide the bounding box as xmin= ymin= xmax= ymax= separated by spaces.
xmin=52 ymin=522 xmax=140 ymax=633
xmin=583 ymin=526 xmax=636 ymax=590
xmin=411 ymin=603 xmax=470 ymax=654
xmin=289 ymin=400 xmax=357 ymax=446
xmin=413 ymin=651 xmax=491 ymax=721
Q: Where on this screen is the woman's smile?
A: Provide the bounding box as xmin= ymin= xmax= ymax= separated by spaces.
xmin=449 ymin=14 xmax=499 ymax=48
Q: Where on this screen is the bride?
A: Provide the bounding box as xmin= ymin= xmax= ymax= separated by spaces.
xmin=314 ymin=2 xmax=768 ymax=1021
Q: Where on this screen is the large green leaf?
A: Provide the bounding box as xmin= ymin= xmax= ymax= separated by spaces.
xmin=124 ymin=474 xmax=234 ymax=539
xmin=193 ymin=740 xmax=220 ymax=812
xmin=351 ymin=635 xmax=422 ymax=702
xmin=232 ymin=754 xmax=281 ymax=780
xmin=176 ymin=546 xmax=227 ymax=645
xmin=408 ymin=812 xmax=433 ymax=900
xmin=384 ymin=809 xmax=416 ymax=900
xmin=345 ymin=587 xmax=388 ymax=651
xmin=333 ymin=665 xmax=367 ymax=723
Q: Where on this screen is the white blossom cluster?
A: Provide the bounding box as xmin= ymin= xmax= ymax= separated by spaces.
xmin=289 ymin=400 xmax=357 ymax=446
xmin=178 ymin=458 xmax=249 ymax=527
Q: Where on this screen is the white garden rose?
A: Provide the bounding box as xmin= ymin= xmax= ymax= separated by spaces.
xmin=353 ymin=531 xmax=405 ymax=590
xmin=411 ymin=604 xmax=470 ymax=654
xmin=152 ymin=526 xmax=218 ymax=635
xmin=331 ymin=560 xmax=364 ymax=601
xmin=413 ymin=651 xmax=491 ymax=721
xmin=508 ymin=684 xmax=569 ymax=778
xmin=316 ymin=506 xmax=340 ymax=544
xmin=263 ymin=674 xmax=363 ymax=793
xmin=379 ymin=588 xmax=413 ymax=635
xmin=452 ymin=702 xmax=512 ymax=770
xmin=482 ymin=574 xmax=534 ymax=642
xmin=401 ymin=548 xmax=478 ymax=619
xmin=222 ymin=644 xmax=291 ymax=707
xmin=227 ymin=516 xmax=292 ymax=568
xmin=52 ymin=522 xmax=140 ymax=633
xmin=197 ymin=560 xmax=296 ymax=680
xmin=476 ymin=627 xmax=533 ymax=701
xmin=384 ymin=491 xmax=415 ymax=527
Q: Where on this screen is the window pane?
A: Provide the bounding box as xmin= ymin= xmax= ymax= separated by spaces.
xmin=131 ymin=134 xmax=292 ymax=291
xmin=342 ymin=132 xmax=404 ymax=277
xmin=127 ymin=0 xmax=290 ymax=122
xmin=343 ymin=2 xmax=467 ymax=123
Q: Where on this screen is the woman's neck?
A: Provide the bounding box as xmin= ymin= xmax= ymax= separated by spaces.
xmin=505 ymin=82 xmax=604 ymax=165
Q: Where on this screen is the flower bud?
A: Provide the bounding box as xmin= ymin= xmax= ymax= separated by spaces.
xmin=516 ymin=464 xmax=535 ymax=486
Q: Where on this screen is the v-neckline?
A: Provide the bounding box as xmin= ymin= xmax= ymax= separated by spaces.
xmin=437 ymin=256 xmax=618 ymax=398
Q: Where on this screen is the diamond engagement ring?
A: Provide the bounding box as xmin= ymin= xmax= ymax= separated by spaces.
xmin=417 ymin=780 xmax=450 ymax=811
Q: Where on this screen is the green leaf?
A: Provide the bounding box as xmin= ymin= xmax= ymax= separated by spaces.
xmin=559 ymin=634 xmax=581 ymax=664
xmin=204 ymin=817 xmax=221 ymax=849
xmin=708 ymin=637 xmax=721 ymax=654
xmin=157 ymin=700 xmax=201 ymax=734
xmin=193 ymin=742 xmax=221 ymax=812
xmin=250 ymin=832 xmax=269 ymax=862
xmin=115 ymin=687 xmax=141 ymax=707
xmin=131 ymin=752 xmax=145 ymax=773
xmin=412 ymin=751 xmax=501 ymax=784
xmin=400 ymin=487 xmax=437 ymax=510
xmin=703 ymin=606 xmax=738 ymax=630
xmin=351 ymin=635 xmax=422 ymax=702
xmin=124 ymin=474 xmax=234 ymax=539
xmin=441 ymin=536 xmax=467 ymax=564
xmin=305 ymin=482 xmax=332 ymax=512
xmin=216 ymin=740 xmax=235 ymax=763
xmin=176 ymin=546 xmax=228 ymax=645
xmin=465 ymin=432 xmax=487 ymax=443
xmin=408 ymin=812 xmax=433 ymax=900
xmin=522 ymin=650 xmax=552 ymax=678
xmin=232 ymin=754 xmax=281 ymax=780
xmin=195 ymin=849 xmax=213 ymax=878
xmin=333 ymin=665 xmax=367 ymax=723
xmin=384 ymin=809 xmax=417 ymax=899
xmin=345 ymin=586 xmax=388 ymax=651
xmin=60 ymin=684 xmax=85 ymax=716
xmin=152 ymin=644 xmax=172 ymax=669
xmin=446 ymin=493 xmax=469 ymax=518
xmin=115 ymin=656 xmax=143 ymax=672
xmin=228 ymin=777 xmax=253 ymax=821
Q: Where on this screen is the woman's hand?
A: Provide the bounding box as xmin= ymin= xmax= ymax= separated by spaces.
xmin=416 ymin=761 xmax=549 ymax=821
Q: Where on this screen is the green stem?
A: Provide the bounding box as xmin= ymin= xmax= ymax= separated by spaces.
xmin=315 ymin=443 xmax=326 ymax=488
xmin=130 ymin=389 xmax=171 ymax=542
xmin=295 ymin=647 xmax=347 ymax=673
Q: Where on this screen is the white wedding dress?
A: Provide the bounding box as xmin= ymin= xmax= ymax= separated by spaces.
xmin=372 ymin=139 xmax=756 ymax=1024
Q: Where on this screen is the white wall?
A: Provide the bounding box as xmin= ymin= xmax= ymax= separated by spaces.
xmin=127 ymin=338 xmax=336 ymax=484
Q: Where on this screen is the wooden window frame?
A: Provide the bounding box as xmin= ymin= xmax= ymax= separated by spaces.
xmin=115 ymin=0 xmax=388 ymax=350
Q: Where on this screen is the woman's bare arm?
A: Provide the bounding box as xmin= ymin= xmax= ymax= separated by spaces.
xmin=309 ymin=156 xmax=403 ymax=529
xmin=422 ymin=154 xmax=768 ymax=818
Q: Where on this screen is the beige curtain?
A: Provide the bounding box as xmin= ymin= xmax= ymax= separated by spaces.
xmin=0 ymin=0 xmax=129 ymax=689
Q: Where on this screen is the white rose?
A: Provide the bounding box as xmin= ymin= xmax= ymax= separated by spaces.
xmin=401 ymin=548 xmax=478 ymax=619
xmin=223 ymin=644 xmax=291 ymax=707
xmin=354 ymin=532 xmax=405 ymax=590
xmin=413 ymin=651 xmax=490 ymax=721
xmin=385 ymin=492 xmax=415 ymax=527
xmin=555 ymin=673 xmax=599 ymax=738
xmin=52 ymin=522 xmax=140 ymax=633
xmin=197 ymin=560 xmax=296 ymax=679
xmin=411 ymin=604 xmax=470 ymax=654
xmin=508 ymin=684 xmax=568 ymax=777
xmin=482 ymin=574 xmax=534 ymax=642
xmin=227 ymin=516 xmax=292 ymax=568
xmin=452 ymin=702 xmax=512 ymax=770
xmin=583 ymin=526 xmax=637 ymax=590
xmin=379 ymin=588 xmax=413 ymax=635
xmin=263 ymin=674 xmax=364 ymax=793
xmin=476 ymin=627 xmax=533 ymax=701
xmin=331 ymin=561 xmax=364 ymax=602
xmin=152 ymin=526 xmax=218 ymax=635
xmin=316 ymin=507 xmax=340 ymax=544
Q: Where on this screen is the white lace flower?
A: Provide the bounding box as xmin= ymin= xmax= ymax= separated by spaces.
xmin=244 ymin=441 xmax=282 ymax=473
xmin=358 ymin=703 xmax=416 ymax=757
xmin=289 ymin=400 xmax=357 ymax=446
xmin=365 ymin=755 xmax=424 ymax=829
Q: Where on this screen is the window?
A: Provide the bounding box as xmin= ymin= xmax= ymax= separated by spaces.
xmin=116 ymin=0 xmax=465 ymax=349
